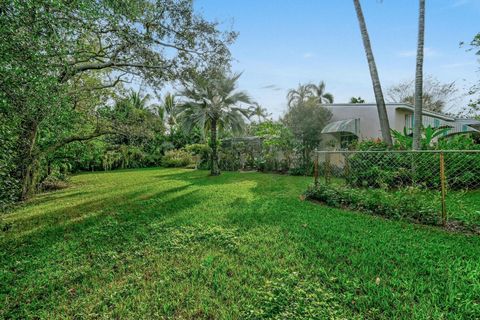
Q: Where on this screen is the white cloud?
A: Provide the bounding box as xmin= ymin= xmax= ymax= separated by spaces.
xmin=303 ymin=52 xmax=315 ymax=59
xmin=397 ymin=47 xmax=439 ymax=58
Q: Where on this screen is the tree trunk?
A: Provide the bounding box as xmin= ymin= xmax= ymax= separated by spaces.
xmin=413 ymin=0 xmax=425 ymax=150
xmin=210 ymin=118 xmax=220 ymax=176
xmin=19 ymin=120 xmax=39 ymax=200
xmin=353 ymin=0 xmax=393 ymax=147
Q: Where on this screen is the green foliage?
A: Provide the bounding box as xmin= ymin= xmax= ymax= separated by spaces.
xmin=349 ymin=96 xmax=365 ymax=103
xmin=0 ymin=0 xmax=236 ymax=202
xmin=282 ymin=92 xmax=332 ymax=169
xmin=161 ymin=149 xmax=194 ymax=168
xmin=186 ymin=143 xmax=211 ymax=169
xmin=249 ymin=121 xmax=296 ymax=172
xmin=178 ymin=72 xmax=252 ymax=175
xmin=0 ymin=117 xmax=20 ymax=211
xmin=305 ymin=182 xmax=440 ymax=225
xmin=348 ymin=136 xmax=480 ymax=190
xmin=391 ymin=125 xmax=451 ymax=149
xmin=39 ymin=174 xmax=69 ymax=192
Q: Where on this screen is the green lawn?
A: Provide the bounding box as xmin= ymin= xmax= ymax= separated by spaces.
xmin=1 ymin=168 xmax=479 ymax=319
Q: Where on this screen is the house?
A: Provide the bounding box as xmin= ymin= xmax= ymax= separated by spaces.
xmin=319 ymin=103 xmax=480 ymax=150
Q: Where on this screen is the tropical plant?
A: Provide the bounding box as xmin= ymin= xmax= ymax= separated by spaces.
xmin=305 ymin=81 xmax=334 ymax=104
xmin=249 ymin=102 xmax=270 ymax=123
xmin=391 ymin=126 xmax=451 ymax=150
xmin=178 ymin=73 xmax=252 ymax=175
xmin=413 ymin=0 xmax=426 ymax=150
xmin=162 ymin=93 xmax=178 ymax=127
xmin=353 ymin=0 xmax=393 ymax=146
xmin=282 ymin=97 xmax=332 ymax=170
xmin=287 ymin=84 xmax=312 ymax=108
xmin=161 ymin=149 xmax=194 ymax=168
xmin=0 ymin=0 xmax=235 ymax=202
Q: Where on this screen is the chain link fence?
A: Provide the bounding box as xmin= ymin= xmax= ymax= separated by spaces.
xmin=312 ymin=150 xmax=480 ymax=228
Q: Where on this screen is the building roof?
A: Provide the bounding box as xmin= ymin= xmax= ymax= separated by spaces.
xmin=322 ymin=103 xmax=456 ymax=121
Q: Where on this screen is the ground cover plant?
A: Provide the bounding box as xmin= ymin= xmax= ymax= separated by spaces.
xmin=305 ymin=181 xmax=480 ymax=230
xmin=1 ymin=168 xmax=480 ymax=319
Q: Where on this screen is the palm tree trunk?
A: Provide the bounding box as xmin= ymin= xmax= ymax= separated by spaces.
xmin=413 ymin=0 xmax=425 ymax=150
xmin=210 ymin=118 xmax=220 ymax=175
xmin=353 ymin=0 xmax=393 ymax=147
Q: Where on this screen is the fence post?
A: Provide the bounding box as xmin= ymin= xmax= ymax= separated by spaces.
xmin=344 ymin=153 xmax=350 ymax=182
xmin=325 ymin=152 xmax=331 ymax=184
xmin=314 ymin=151 xmax=319 ymax=186
xmin=439 ymin=152 xmax=447 ymax=227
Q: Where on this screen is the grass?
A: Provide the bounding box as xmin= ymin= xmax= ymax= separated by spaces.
xmin=1 ymin=168 xmax=480 ymax=319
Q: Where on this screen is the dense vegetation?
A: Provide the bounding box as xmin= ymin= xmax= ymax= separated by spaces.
xmin=1 ymin=168 xmax=480 ymax=318
xmin=2 ymin=0 xmax=478 ymax=213
xmin=0 ymin=1 xmax=337 ymax=210
xmin=0 ymin=0 xmax=235 ymax=208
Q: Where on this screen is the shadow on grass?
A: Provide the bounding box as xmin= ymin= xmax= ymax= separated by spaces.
xmin=2 ymin=168 xmax=480 ymax=319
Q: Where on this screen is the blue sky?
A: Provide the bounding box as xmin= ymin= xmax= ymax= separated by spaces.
xmin=194 ymin=0 xmax=480 ymax=118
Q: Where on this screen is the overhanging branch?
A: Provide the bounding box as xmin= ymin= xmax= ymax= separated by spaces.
xmin=41 ymin=129 xmax=118 ymax=155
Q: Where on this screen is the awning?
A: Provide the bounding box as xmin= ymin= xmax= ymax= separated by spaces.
xmin=444 ymin=123 xmax=480 ymax=136
xmin=321 ymin=118 xmax=360 ymax=135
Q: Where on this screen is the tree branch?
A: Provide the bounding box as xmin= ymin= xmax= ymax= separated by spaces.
xmin=41 ymin=129 xmax=117 ymax=155
xmin=59 ymin=61 xmax=164 ymax=82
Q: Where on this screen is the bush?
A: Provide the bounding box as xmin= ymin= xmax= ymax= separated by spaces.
xmin=161 ymin=149 xmax=194 ymax=168
xmin=288 ymin=166 xmax=311 ymax=176
xmin=39 ymin=174 xmax=69 ymax=192
xmin=347 ymin=138 xmax=480 ymax=190
xmin=185 ymin=143 xmax=210 ymax=169
xmin=305 ymin=182 xmax=440 ymax=225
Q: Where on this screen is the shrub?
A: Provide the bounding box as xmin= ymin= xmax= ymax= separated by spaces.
xmin=161 ymin=149 xmax=194 ymax=168
xmin=185 ymin=143 xmax=210 ymax=169
xmin=347 ymin=138 xmax=480 ymax=190
xmin=288 ymin=165 xmax=313 ymax=176
xmin=305 ymin=182 xmax=440 ymax=225
xmin=39 ymin=174 xmax=69 ymax=192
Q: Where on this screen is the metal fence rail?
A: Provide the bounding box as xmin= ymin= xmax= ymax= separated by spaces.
xmin=313 ymin=149 xmax=480 ymax=226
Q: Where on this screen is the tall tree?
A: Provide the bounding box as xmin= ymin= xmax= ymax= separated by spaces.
xmin=413 ymin=0 xmax=426 ymax=150
xmin=387 ymin=77 xmax=458 ymax=113
xmin=353 ymin=0 xmax=393 ymax=146
xmin=305 ymin=81 xmax=334 ymax=104
xmin=178 ymin=73 xmax=252 ymax=175
xmin=282 ymin=96 xmax=332 ymax=170
xmin=163 ymin=94 xmax=177 ymax=125
xmin=0 ymin=0 xmax=235 ymax=200
xmin=249 ymin=102 xmax=270 ymax=123
xmin=287 ymin=84 xmax=312 ymax=108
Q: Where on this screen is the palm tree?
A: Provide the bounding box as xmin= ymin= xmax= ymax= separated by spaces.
xmin=162 ymin=93 xmax=177 ymax=127
xmin=129 ymin=91 xmax=152 ymax=111
xmin=353 ymin=0 xmax=393 ymax=146
xmin=178 ymin=73 xmax=252 ymax=175
xmin=305 ymin=81 xmax=334 ymax=104
xmin=249 ymin=102 xmax=270 ymax=122
xmin=413 ymin=0 xmax=425 ymax=150
xmin=287 ymin=84 xmax=312 ymax=108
